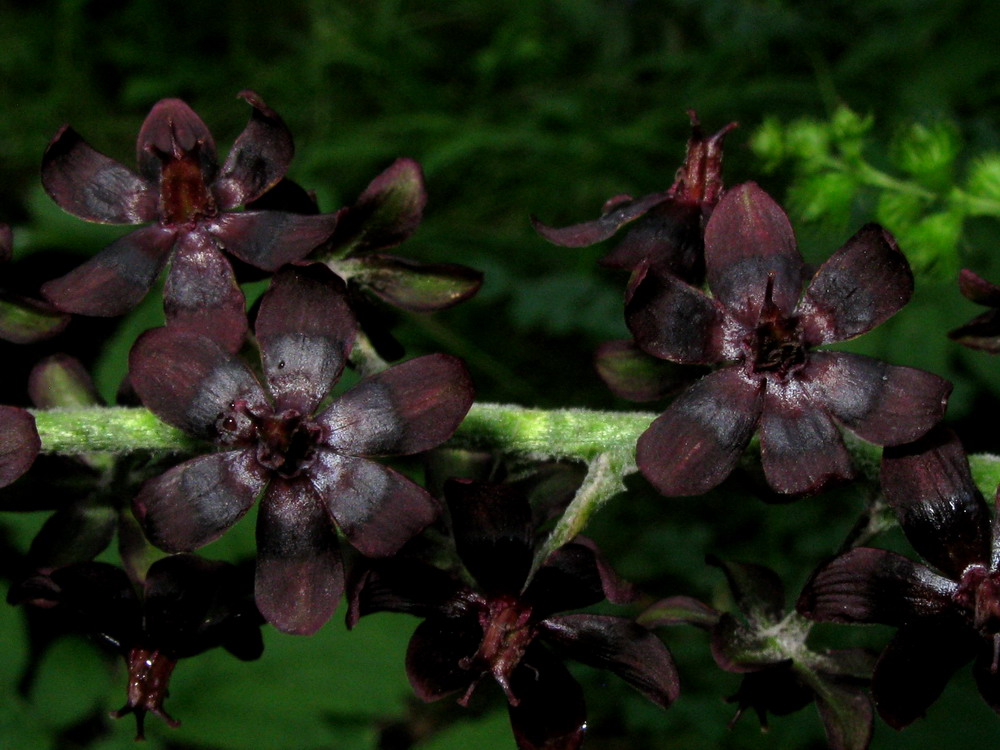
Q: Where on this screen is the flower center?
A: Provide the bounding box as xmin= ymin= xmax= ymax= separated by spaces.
xmin=459 ymin=595 xmax=535 ymax=706
xmin=111 ymin=646 xmax=180 ymax=739
xmin=158 ymin=155 xmax=218 ymax=225
xmin=955 ymin=565 xmax=1000 ymax=635
xmin=746 ymin=317 xmax=806 ymax=378
xmin=254 ymin=410 xmax=323 ymax=479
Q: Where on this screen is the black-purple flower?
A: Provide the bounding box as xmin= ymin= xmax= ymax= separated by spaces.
xmin=798 ymin=429 xmax=1000 ymax=729
xmin=0 ymin=404 xmax=39 ymax=489
xmin=350 ymin=478 xmax=679 ymax=750
xmin=128 ymin=263 xmax=474 ymax=634
xmin=40 ymin=91 xmax=339 ymax=352
xmin=948 ymin=268 xmax=1000 ymax=352
xmin=627 ymin=181 xmax=951 ymax=496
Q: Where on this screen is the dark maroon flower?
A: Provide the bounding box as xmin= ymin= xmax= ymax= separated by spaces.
xmin=798 ymin=428 xmax=1000 ymax=729
xmin=0 ymin=404 xmax=40 ymax=488
xmin=948 ymin=268 xmax=1000 ymax=352
xmin=350 ymin=478 xmax=679 ymax=750
xmin=0 ymin=224 xmax=69 ymax=343
xmin=642 ymin=557 xmax=875 ymax=750
xmin=128 ymin=264 xmax=474 ymax=634
xmin=41 ymin=91 xmax=339 ymax=351
xmin=9 ymin=555 xmax=263 ymax=739
xmin=532 ymin=112 xmax=737 ymax=283
xmin=627 ymin=182 xmax=951 ymax=496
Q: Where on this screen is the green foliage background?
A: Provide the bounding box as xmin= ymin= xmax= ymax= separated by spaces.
xmin=3 ymin=0 xmax=1000 ymax=748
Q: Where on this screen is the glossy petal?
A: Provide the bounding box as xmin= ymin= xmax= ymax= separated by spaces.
xmin=636 ymin=367 xmax=763 ymax=496
xmin=797 ymin=547 xmax=956 ymax=626
xmin=256 ymin=264 xmax=356 ymax=413
xmin=881 ymin=429 xmax=992 ymax=579
xmin=42 ymin=225 xmax=177 ymax=316
xmin=797 ymin=224 xmax=912 ymax=345
xmin=759 ymin=379 xmax=853 ymax=495
xmin=804 ymin=351 xmax=950 ymax=445
xmin=311 ymin=450 xmax=439 ymax=558
xmin=405 ymin=616 xmax=481 ymax=701
xmin=444 ymin=478 xmax=534 ymax=595
xmin=255 ymin=477 xmax=343 ymax=634
xmin=594 ymin=339 xmax=700 ymax=402
xmin=214 ymin=90 xmax=294 ymax=209
xmin=531 ymin=191 xmax=669 ymax=247
xmin=0 ymin=295 xmax=69 ymax=344
xmin=319 ymin=353 xmax=474 ymax=456
xmin=129 ymin=326 xmax=267 ymax=438
xmin=704 ymin=182 xmax=803 ymax=322
xmin=328 ymin=157 xmax=427 ymax=255
xmin=133 ymin=450 xmax=267 ymax=552
xmin=163 ymin=234 xmax=247 ymax=353
xmin=872 ymin=622 xmax=976 ymax=729
xmin=0 ymin=406 xmax=40 ymax=488
xmin=507 ymin=648 xmax=587 ymax=750
xmin=136 ymin=98 xmax=218 ymax=183
xmin=599 ymin=201 xmax=704 ymax=280
xmin=625 ymin=266 xmax=730 ymax=365
xmin=207 ymin=210 xmax=340 ymax=271
xmin=41 ymin=126 xmax=157 ymax=224
xmin=334 ymin=254 xmax=483 ymax=312
xmin=542 ymin=614 xmax=679 ymax=708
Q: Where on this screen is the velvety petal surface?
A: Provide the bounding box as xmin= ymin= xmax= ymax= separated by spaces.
xmin=625 ymin=266 xmax=731 ymax=365
xmin=804 ymin=351 xmax=950 ymax=446
xmin=311 ymin=451 xmax=439 ymax=558
xmin=256 ymin=264 xmax=356 ymax=413
xmin=636 ymin=367 xmax=763 ymax=496
xmin=507 ymin=648 xmax=587 ymax=750
xmin=255 ymin=477 xmax=343 ymax=634
xmin=797 ymin=547 xmax=956 ymax=625
xmin=129 ymin=326 xmax=267 ymax=438
xmin=133 ymin=450 xmax=267 ymax=552
xmin=334 ymin=254 xmax=483 ymax=311
xmin=207 ymin=210 xmax=340 ymax=270
xmin=0 ymin=406 xmax=40 ymax=488
xmin=797 ymin=224 xmax=912 ymax=345
xmin=42 ymin=126 xmax=157 ymax=224
xmin=319 ymin=353 xmax=473 ymax=456
xmin=42 ymin=225 xmax=177 ymax=316
xmin=163 ymin=234 xmax=247 ymax=353
xmin=759 ymin=379 xmax=853 ymax=495
xmin=531 ymin=191 xmax=669 ymax=247
xmin=542 ymin=613 xmax=680 ymax=708
xmin=136 ymin=98 xmax=218 ymax=183
xmin=881 ymin=429 xmax=992 ymax=579
xmin=214 ymin=90 xmax=294 ymax=209
xmin=704 ymin=182 xmax=803 ymax=322
xmin=405 ymin=616 xmax=481 ymax=701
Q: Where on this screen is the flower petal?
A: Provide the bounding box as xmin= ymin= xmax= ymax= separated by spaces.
xmin=207 ymin=210 xmax=340 ymax=271
xmin=797 ymin=224 xmax=912 ymax=345
xmin=214 ymin=90 xmax=294 ymax=209
xmin=41 ymin=125 xmax=157 ymax=224
xmin=527 ymin=538 xmax=636 ymax=617
xmin=958 ymin=268 xmax=1000 ymax=306
xmin=136 ymin=98 xmax=218 ymax=183
xmin=542 ymin=613 xmax=680 ymax=709
xmin=28 ymin=353 xmax=101 ymax=409
xmin=348 ymin=559 xmax=467 ymax=625
xmin=872 ymin=622 xmax=977 ymax=729
xmin=759 ymin=379 xmax=853 ymax=495
xmin=327 ymin=157 xmax=427 ymax=255
xmin=704 ymin=182 xmax=803 ymax=322
xmin=333 ymin=254 xmax=483 ymax=312
xmin=0 ymin=406 xmax=39 ymax=488
xmin=707 ymin=555 xmax=786 ymax=629
xmin=405 ymin=616 xmax=481 ymax=701
xmin=881 ymin=428 xmax=992 ymax=579
xmin=132 ymin=450 xmax=267 ymax=552
xmin=507 ymin=648 xmax=587 ymax=750
xmin=42 ymin=225 xmax=177 ymax=316
xmin=812 ymin=674 xmax=875 ymax=750
xmin=311 ymin=451 xmax=439 ymax=558
xmin=804 ymin=351 xmax=950 ymax=446
xmin=948 ymin=308 xmax=1000 ymax=353
xmin=594 ymin=339 xmax=702 ymax=402
xmin=319 ymin=353 xmax=474 ymax=456
xmin=256 ymin=264 xmax=356 ymax=413
xmin=163 ymin=234 xmax=247 ymax=353
xmin=531 ymin=191 xmax=669 ymax=248
xmin=636 ymin=367 xmax=763 ymax=496
xmin=26 ymin=498 xmax=116 ymax=569
xmin=0 ymin=295 xmax=69 ymax=344
xmin=625 ymin=266 xmax=731 ymax=364
xmin=600 ymin=201 xmax=705 ymax=281
xmin=255 ymin=477 xmax=343 ymax=635
xmin=797 ymin=547 xmax=956 ymax=626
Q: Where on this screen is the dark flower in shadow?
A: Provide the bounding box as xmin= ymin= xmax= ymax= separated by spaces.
xmin=128 ymin=264 xmax=474 ymax=634
xmin=532 ymin=112 xmax=737 ymax=283
xmin=41 ymin=91 xmax=340 ymax=352
xmin=798 ymin=428 xmax=1000 ymax=729
xmin=627 ymin=182 xmax=951 ymax=496
xmin=350 ymin=478 xmax=679 ymax=750
xmin=948 ymin=268 xmax=1000 ymax=352
xmin=8 ymin=554 xmax=263 ymax=740
xmin=0 ymin=224 xmax=69 ymax=343
xmin=0 ymin=404 xmax=39 ymax=489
